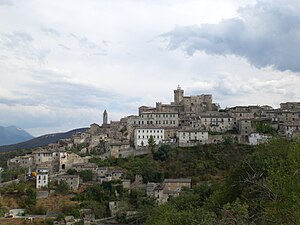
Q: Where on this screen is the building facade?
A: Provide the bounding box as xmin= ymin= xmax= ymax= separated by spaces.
xmin=134 ymin=128 xmax=164 ymax=147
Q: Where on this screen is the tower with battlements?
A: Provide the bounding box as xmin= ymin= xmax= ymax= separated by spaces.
xmin=174 ymin=85 xmax=184 ymax=104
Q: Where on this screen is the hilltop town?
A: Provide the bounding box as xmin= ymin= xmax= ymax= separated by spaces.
xmin=1 ymin=86 xmax=300 ymax=224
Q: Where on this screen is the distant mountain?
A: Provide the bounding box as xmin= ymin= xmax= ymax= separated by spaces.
xmin=0 ymin=127 xmax=87 ymax=152
xmin=0 ymin=125 xmax=34 ymax=146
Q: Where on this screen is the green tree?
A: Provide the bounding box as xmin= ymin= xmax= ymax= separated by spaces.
xmin=148 ymin=135 xmax=156 ymax=154
xmin=25 ymin=188 xmax=36 ymax=206
xmin=79 ymin=170 xmax=93 ymax=182
xmin=56 ymin=180 xmax=70 ymax=195
xmin=67 ymin=168 xmax=77 ymax=175
xmin=153 ymin=145 xmax=172 ymax=161
xmin=220 ymin=198 xmax=250 ymax=225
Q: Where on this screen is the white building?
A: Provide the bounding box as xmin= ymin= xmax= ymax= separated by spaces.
xmin=36 ymin=169 xmax=48 ymax=189
xmin=249 ymin=133 xmax=270 ymax=145
xmin=177 ymin=129 xmax=209 ymax=147
xmin=134 ymin=128 xmax=164 ymax=147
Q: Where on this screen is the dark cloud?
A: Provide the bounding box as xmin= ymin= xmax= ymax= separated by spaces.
xmin=163 ymin=0 xmax=300 ymax=72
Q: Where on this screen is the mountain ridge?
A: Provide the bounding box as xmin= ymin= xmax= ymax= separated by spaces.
xmin=0 ymin=127 xmax=87 ymax=152
xmin=0 ymin=125 xmax=34 ymax=146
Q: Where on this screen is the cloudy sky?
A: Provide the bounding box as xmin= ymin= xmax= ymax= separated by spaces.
xmin=0 ymin=0 xmax=299 ymax=136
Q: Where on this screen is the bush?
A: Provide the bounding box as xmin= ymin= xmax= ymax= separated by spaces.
xmin=56 ymin=180 xmax=70 ymax=195
xmin=79 ymin=170 xmax=93 ymax=182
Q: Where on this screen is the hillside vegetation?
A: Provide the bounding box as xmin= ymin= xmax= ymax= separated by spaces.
xmin=144 ymin=138 xmax=300 ymax=225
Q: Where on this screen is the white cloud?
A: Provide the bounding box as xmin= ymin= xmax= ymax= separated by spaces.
xmin=0 ymin=0 xmax=299 ymax=136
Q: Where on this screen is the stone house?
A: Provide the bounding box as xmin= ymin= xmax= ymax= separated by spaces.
xmin=163 ymin=178 xmax=191 ymax=192
xmin=96 ymin=167 xmax=124 ymax=183
xmin=109 ymin=140 xmax=131 ymax=158
xmin=57 ymin=175 xmax=80 ymax=190
xmin=105 ymin=168 xmax=124 ymax=182
xmin=280 ymin=102 xmax=300 ymax=110
xmin=146 ymin=182 xmax=165 ymax=204
xmin=279 ymin=122 xmax=300 ymax=138
xmin=162 ymin=178 xmax=191 ymax=201
xmin=7 ymin=155 xmax=34 ymax=170
xmin=72 ymin=163 xmax=98 ymax=173
xmin=177 ymin=129 xmax=208 ymax=147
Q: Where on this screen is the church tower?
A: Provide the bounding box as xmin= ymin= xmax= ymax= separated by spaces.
xmin=174 ymin=85 xmax=184 ymax=104
xmin=103 ymin=109 xmax=108 ymax=125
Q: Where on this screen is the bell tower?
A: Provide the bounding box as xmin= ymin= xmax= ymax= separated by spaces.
xmin=103 ymin=109 xmax=108 ymax=125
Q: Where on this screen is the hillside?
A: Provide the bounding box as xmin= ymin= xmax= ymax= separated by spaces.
xmin=0 ymin=127 xmax=87 ymax=152
xmin=0 ymin=126 xmax=33 ymax=146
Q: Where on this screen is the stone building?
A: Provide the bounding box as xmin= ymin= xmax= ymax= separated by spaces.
xmin=96 ymin=167 xmax=124 ymax=183
xmin=275 ymin=110 xmax=300 ymax=123
xmin=72 ymin=163 xmax=98 ymax=173
xmin=164 ymin=178 xmax=191 ymax=192
xmin=238 ymin=119 xmax=254 ymax=143
xmin=109 ymin=140 xmax=131 ymax=158
xmin=177 ymin=129 xmax=208 ymax=147
xmin=162 ymin=178 xmax=191 ymax=201
xmin=57 ymin=174 xmax=80 ymax=190
xmin=138 ymin=86 xmax=217 ymax=117
xmin=59 ymin=152 xmax=87 ymax=172
xmin=278 ymin=122 xmax=300 ymax=138
xmin=135 ymin=112 xmax=179 ymax=127
xmin=7 ymin=155 xmax=34 ymax=170
xmin=146 ymin=182 xmax=165 ymax=204
xmin=202 ymin=115 xmax=234 ymax=132
xmin=280 ymin=102 xmax=300 ymax=110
